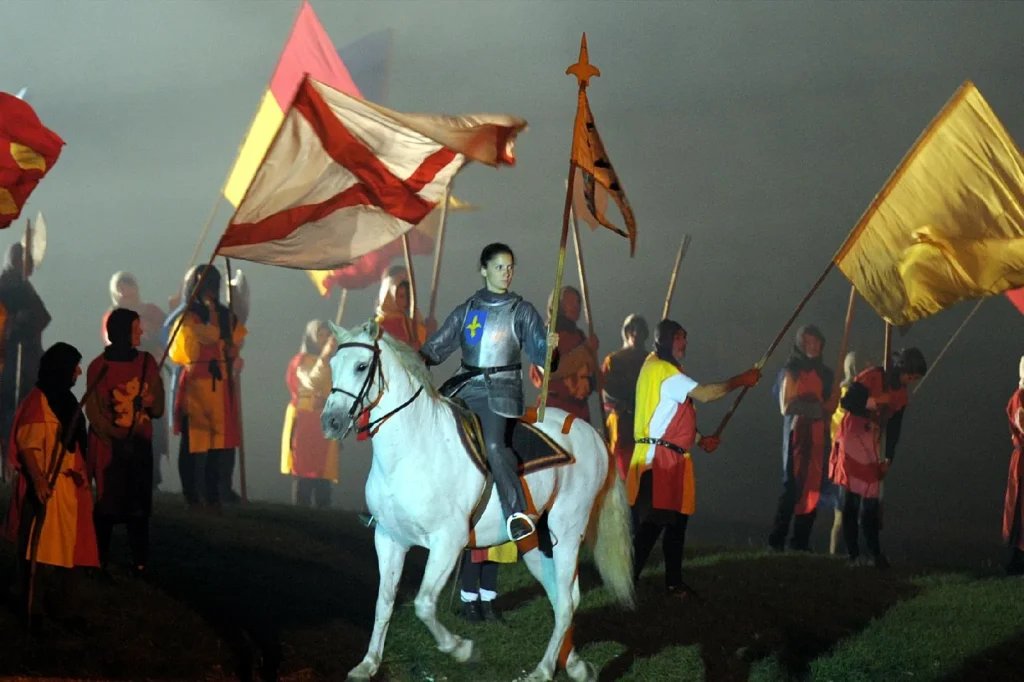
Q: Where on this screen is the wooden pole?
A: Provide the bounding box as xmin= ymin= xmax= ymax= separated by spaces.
xmin=570 ymin=206 xmax=608 ymax=439
xmin=401 ymin=233 xmax=419 ymax=344
xmin=334 ymin=288 xmax=349 ymax=326
xmin=912 ymin=299 xmax=983 ymax=395
xmin=538 ymin=161 xmax=577 ymax=423
xmin=427 ymin=189 xmax=451 ymax=322
xmin=828 ymin=285 xmax=857 ymax=408
xmin=662 ymin=234 xmax=691 ymax=321
xmin=712 ymin=260 xmax=837 ymax=438
xmin=224 ymin=257 xmax=247 ymax=505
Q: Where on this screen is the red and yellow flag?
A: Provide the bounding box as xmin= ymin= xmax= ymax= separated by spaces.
xmin=0 ymin=93 xmax=64 ymax=229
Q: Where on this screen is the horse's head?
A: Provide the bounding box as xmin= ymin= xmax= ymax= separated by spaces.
xmin=321 ymin=319 xmax=384 ymax=441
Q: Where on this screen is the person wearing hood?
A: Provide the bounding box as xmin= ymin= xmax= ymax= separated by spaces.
xmin=0 ymin=243 xmax=51 ymax=456
xmin=601 ymin=314 xmax=649 ymax=480
xmin=375 ymin=265 xmax=431 ymax=350
xmin=1003 ymin=356 xmax=1024 ymax=575
xmin=768 ymin=325 xmax=836 ymax=552
xmin=281 ymin=320 xmax=339 ymax=508
xmin=85 ymin=309 xmax=164 ymax=575
xmin=627 ymin=319 xmax=760 ymax=597
xmin=103 ymin=272 xmax=168 ymax=490
xmin=529 ymin=286 xmax=599 ymax=422
xmin=166 ymin=265 xmax=246 ymax=512
xmin=829 ymin=347 xmax=927 ymax=568
xmin=2 ymin=342 xmax=98 ymax=624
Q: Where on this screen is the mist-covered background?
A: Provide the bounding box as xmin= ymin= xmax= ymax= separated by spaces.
xmin=4 ymin=1 xmax=1023 ymax=567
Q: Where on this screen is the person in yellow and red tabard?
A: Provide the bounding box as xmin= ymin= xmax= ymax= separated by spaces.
xmin=282 ymin=320 xmax=340 ymax=508
xmin=375 ymin=265 xmax=433 ymax=350
xmin=601 ymin=314 xmax=649 ymax=480
xmin=627 ymin=320 xmax=760 ymax=598
xmin=85 ymin=309 xmax=164 ymax=577
xmin=2 ymin=342 xmax=98 ymax=630
xmin=167 ymin=266 xmax=246 ymax=514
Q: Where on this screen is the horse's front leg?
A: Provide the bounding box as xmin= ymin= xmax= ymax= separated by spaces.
xmin=347 ymin=528 xmax=409 ymax=681
xmin=414 ymin=535 xmax=478 ymax=664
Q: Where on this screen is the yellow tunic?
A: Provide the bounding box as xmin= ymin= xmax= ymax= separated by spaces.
xmin=15 ymin=390 xmax=98 ymax=568
xmin=168 ymin=307 xmax=247 ymax=453
xmin=626 ymin=354 xmax=696 ymax=515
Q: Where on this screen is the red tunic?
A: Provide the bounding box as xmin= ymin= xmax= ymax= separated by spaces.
xmin=530 ymin=322 xmax=593 ymax=421
xmin=650 ymin=397 xmax=697 ymax=513
xmin=286 ymin=353 xmax=332 ymax=479
xmin=1004 ymin=389 xmax=1024 ymax=550
xmin=787 ymin=369 xmax=826 ymax=515
xmin=85 ymin=352 xmax=160 ymax=506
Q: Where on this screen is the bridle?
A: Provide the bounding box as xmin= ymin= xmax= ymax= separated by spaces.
xmin=329 ymin=330 xmax=423 ymax=441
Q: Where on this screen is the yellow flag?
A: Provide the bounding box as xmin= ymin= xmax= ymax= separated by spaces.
xmin=836 ymin=81 xmax=1024 ymax=326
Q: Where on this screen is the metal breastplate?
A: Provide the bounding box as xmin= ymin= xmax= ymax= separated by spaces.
xmin=459 ymin=296 xmax=521 ymax=368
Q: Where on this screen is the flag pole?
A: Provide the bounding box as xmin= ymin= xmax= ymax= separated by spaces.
xmin=711 ymin=260 xmax=837 ymax=438
xmin=427 ymin=188 xmax=452 ymax=323
xmin=539 ymin=34 xmax=600 ymax=422
xmin=223 ymin=257 xmax=247 ymax=505
xmin=184 ymin=0 xmax=308 ymax=271
xmin=569 ymin=205 xmax=607 ymax=439
xmin=827 ymin=285 xmax=857 ymax=412
xmin=161 ymin=75 xmax=304 ymax=373
xmin=334 ymin=288 xmax=349 ymax=326
xmin=401 ymin=233 xmax=419 ymax=334
xmin=912 ymin=298 xmax=983 ymax=395
xmin=662 ymin=234 xmax=691 ymax=321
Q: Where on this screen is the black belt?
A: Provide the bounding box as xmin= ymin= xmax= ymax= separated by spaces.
xmin=635 ymin=437 xmax=688 ymax=455
xmin=439 ymin=362 xmax=522 ymax=397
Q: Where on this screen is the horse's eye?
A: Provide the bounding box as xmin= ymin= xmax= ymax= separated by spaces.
xmin=356 ymin=362 xmax=368 ymax=373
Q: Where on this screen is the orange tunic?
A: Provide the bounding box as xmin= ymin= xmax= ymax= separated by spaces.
xmin=281 ymin=352 xmax=339 ymax=482
xmin=1004 ymin=389 xmax=1024 ymax=550
xmin=2 ymin=388 xmax=99 ymax=568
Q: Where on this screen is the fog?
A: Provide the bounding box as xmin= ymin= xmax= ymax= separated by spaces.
xmin=4 ymin=1 xmax=1024 ymax=567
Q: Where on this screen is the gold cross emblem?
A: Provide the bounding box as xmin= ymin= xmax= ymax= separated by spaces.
xmin=466 ymin=314 xmax=482 ymax=338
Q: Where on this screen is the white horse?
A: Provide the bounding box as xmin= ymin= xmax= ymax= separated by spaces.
xmin=321 ymin=319 xmax=635 ymax=682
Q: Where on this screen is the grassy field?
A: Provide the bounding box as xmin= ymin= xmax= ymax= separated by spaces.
xmin=1 ymin=493 xmax=1023 ymax=682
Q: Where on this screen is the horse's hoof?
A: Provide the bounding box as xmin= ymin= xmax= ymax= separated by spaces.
xmin=514 ymin=668 xmax=553 ymax=682
xmin=566 ymin=659 xmax=597 ymax=682
xmin=451 ymin=636 xmax=479 ymax=663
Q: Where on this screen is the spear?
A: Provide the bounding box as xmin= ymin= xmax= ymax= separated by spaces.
xmin=662 ymin=234 xmax=691 ymax=321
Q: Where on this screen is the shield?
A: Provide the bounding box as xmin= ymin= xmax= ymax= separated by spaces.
xmin=227 ymin=268 xmax=251 ymax=325
xmin=20 ymin=211 xmax=47 ymax=270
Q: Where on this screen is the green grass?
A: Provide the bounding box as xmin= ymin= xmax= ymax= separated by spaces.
xmin=1 ymin=492 xmax=1023 ymax=681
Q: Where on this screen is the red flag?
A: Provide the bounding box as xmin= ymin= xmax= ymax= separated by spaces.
xmin=1007 ymin=288 xmax=1024 ymax=316
xmin=0 ymin=93 xmax=64 ymax=229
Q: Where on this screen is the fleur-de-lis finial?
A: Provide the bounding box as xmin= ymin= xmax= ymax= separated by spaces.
xmin=566 ymin=33 xmax=600 ymax=89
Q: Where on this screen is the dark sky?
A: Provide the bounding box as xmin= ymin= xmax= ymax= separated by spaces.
xmin=4 ymin=1 xmax=1024 ymax=554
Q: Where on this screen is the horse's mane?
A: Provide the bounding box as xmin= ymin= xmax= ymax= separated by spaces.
xmin=373 ymin=325 xmax=440 ymax=400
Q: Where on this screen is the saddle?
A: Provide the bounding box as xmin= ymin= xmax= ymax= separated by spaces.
xmin=445 ymin=397 xmax=575 ymax=477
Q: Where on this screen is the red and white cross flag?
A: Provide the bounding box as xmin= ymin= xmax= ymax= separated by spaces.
xmin=217 ymin=76 xmax=526 ymax=270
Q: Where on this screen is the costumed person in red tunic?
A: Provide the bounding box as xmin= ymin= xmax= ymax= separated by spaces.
xmin=601 ymin=314 xmax=649 ymax=480
xmin=829 ymin=348 xmax=926 ymax=568
xmin=768 ymin=325 xmax=835 ymax=552
xmin=85 ymin=309 xmax=164 ymax=576
xmin=626 ymin=320 xmax=760 ymax=597
xmin=375 ymin=265 xmax=431 ymax=349
xmin=1003 ymin=356 xmax=1024 ymax=575
xmin=529 ymin=285 xmax=598 ymax=422
xmin=103 ymin=272 xmax=168 ymax=491
xmin=2 ymin=342 xmax=98 ymax=628
xmin=281 ymin=320 xmax=339 ymax=508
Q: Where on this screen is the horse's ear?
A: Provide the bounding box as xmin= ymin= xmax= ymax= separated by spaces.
xmin=328 ymin=321 xmax=350 ymax=344
xmin=364 ymin=318 xmax=380 ymax=340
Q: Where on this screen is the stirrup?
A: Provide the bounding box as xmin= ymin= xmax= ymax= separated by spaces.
xmin=506 ymin=512 xmax=535 ymax=542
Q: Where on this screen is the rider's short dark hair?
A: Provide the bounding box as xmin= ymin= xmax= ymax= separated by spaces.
xmin=479 ymin=243 xmax=515 ymax=269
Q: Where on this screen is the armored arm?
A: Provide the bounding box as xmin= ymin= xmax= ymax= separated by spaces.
xmin=419 ymin=302 xmax=467 ymax=367
xmin=516 ymin=301 xmax=559 ymax=370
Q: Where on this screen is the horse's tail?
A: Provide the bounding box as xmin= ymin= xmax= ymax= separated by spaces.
xmin=585 ymin=444 xmax=636 ymax=610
